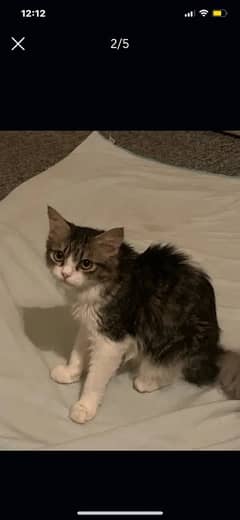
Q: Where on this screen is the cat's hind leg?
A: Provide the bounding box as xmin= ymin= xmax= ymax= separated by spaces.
xmin=50 ymin=327 xmax=88 ymax=384
xmin=133 ymin=356 xmax=182 ymax=393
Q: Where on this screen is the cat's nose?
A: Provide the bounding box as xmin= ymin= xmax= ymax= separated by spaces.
xmin=62 ymin=271 xmax=71 ymax=279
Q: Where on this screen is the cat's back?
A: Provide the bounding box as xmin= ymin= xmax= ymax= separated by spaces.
xmin=132 ymin=242 xmax=218 ymax=332
xmin=134 ymin=242 xmax=212 ymax=298
xmin=135 ymin=243 xmax=191 ymax=282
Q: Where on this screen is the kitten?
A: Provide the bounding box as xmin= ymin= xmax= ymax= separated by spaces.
xmin=46 ymin=206 xmax=240 ymax=424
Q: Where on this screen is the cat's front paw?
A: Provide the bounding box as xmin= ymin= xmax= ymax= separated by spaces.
xmin=50 ymin=364 xmax=80 ymax=384
xmin=69 ymin=400 xmax=97 ymax=424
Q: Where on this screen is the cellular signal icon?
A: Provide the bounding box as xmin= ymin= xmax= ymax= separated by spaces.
xmin=184 ymin=10 xmax=196 ymax=17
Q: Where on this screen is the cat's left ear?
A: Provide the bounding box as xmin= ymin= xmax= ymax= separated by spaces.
xmin=47 ymin=206 xmax=71 ymax=242
xmin=92 ymin=227 xmax=124 ymax=257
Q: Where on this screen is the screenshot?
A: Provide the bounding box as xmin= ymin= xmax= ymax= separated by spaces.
xmin=0 ymin=3 xmax=239 ymax=519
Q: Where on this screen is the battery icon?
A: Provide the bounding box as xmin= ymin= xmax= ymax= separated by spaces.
xmin=212 ymin=9 xmax=228 ymax=17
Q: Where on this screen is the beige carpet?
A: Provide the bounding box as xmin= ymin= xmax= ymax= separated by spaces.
xmin=1 ymin=131 xmax=240 ymax=201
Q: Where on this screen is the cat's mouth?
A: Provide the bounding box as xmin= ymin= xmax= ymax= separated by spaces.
xmin=61 ymin=276 xmax=83 ymax=288
xmin=62 ymin=277 xmax=74 ymax=285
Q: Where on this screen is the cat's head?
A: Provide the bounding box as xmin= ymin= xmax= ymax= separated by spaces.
xmin=46 ymin=206 xmax=124 ymax=290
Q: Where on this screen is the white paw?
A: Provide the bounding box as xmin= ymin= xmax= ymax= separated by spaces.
xmin=50 ymin=364 xmax=80 ymax=384
xmin=69 ymin=400 xmax=97 ymax=424
xmin=133 ymin=376 xmax=159 ymax=393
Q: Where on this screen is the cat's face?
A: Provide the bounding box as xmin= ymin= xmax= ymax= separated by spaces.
xmin=46 ymin=206 xmax=124 ymax=290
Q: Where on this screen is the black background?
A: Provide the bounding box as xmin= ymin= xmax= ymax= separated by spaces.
xmin=0 ymin=3 xmax=239 ymax=128
xmin=1 ymin=451 xmax=239 ymax=519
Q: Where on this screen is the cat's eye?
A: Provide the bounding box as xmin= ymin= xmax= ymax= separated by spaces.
xmin=80 ymin=259 xmax=93 ymax=271
xmin=51 ymin=250 xmax=64 ymax=263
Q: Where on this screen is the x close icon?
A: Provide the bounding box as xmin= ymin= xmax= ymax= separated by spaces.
xmin=11 ymin=37 xmax=26 ymax=51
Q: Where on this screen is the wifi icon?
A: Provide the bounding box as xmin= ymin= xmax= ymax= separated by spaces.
xmin=199 ymin=9 xmax=209 ymax=17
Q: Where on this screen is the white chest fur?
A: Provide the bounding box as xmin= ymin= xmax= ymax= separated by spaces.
xmin=70 ymin=284 xmax=138 ymax=364
xmin=71 ymin=285 xmax=101 ymax=333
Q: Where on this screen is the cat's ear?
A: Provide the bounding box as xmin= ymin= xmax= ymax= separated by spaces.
xmin=92 ymin=228 xmax=124 ymax=257
xmin=47 ymin=206 xmax=71 ymax=242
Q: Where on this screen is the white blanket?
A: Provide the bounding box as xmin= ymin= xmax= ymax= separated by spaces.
xmin=1 ymin=131 xmax=240 ymax=450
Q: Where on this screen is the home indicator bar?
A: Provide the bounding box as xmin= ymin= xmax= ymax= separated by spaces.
xmin=77 ymin=512 xmax=164 ymax=517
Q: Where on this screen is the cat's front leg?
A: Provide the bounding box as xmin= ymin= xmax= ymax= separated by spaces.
xmin=50 ymin=326 xmax=88 ymax=384
xmin=70 ymin=334 xmax=129 ymax=424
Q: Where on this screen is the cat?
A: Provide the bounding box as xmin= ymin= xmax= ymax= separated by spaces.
xmin=46 ymin=206 xmax=240 ymax=424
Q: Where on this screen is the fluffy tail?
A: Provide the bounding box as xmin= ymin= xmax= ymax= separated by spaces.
xmin=217 ymin=350 xmax=240 ymax=400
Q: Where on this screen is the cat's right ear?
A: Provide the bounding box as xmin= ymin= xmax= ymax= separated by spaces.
xmin=47 ymin=206 xmax=71 ymax=242
xmin=91 ymin=227 xmax=124 ymax=257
